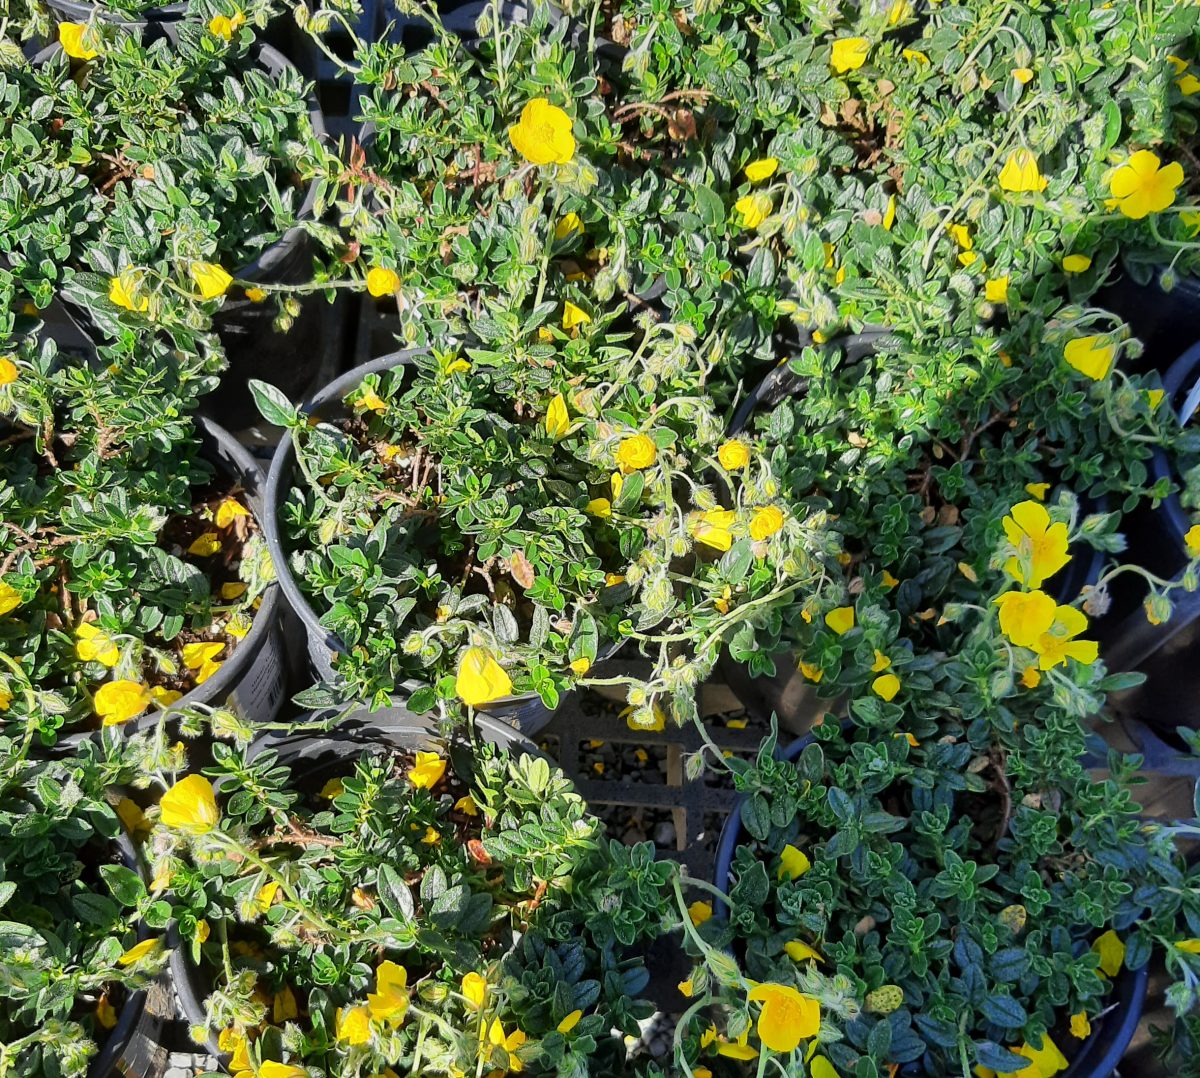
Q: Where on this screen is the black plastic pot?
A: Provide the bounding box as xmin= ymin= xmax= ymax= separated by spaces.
xmin=438 ymin=0 xmax=626 ymax=61
xmin=1096 ymin=269 xmax=1200 ymax=378
xmin=264 ymin=351 xmax=624 ymax=734
xmin=713 ymin=730 xmax=1151 ymax=1078
xmin=169 ymin=707 xmax=539 ymax=1060
xmin=57 ymin=416 xmax=287 ymax=752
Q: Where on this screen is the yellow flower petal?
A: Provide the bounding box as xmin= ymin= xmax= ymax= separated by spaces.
xmin=557 ymin=1010 xmax=583 ymax=1034
xmin=1063 ymin=335 xmax=1116 ymax=381
xmin=1062 ymin=254 xmax=1092 ymax=273
xmin=745 ymin=157 xmax=779 ymax=183
xmin=748 ymin=982 xmax=820 ymax=1053
xmin=872 ymin=673 xmax=901 ymax=701
xmin=824 ymin=606 xmax=855 ymax=634
xmin=830 ymin=36 xmax=870 ymax=73
xmin=616 ymin=433 xmax=656 ymax=473
xmin=159 ymin=774 xmax=220 ymax=834
xmin=985 ymin=276 xmax=1010 ymax=304
xmin=366 ymin=267 xmax=400 ymax=297
xmin=717 ymin=440 xmax=751 ymax=470
xmin=778 ymin=844 xmax=811 ymax=880
xmin=509 ymin=99 xmax=576 ymax=165
xmin=455 ymin=647 xmax=513 ymax=707
xmin=998 ymin=148 xmax=1048 ymax=193
xmin=688 ymin=901 xmax=713 ymax=927
xmin=59 ymin=22 xmax=99 ymax=60
xmin=408 ymin=750 xmax=447 ymax=789
xmin=94 ymin=680 xmax=152 ymax=725
xmin=546 ymin=393 xmax=570 ymax=439
xmin=190 ymin=262 xmax=233 ymax=300
xmin=188 ymin=532 xmax=222 ymax=557
xmin=1093 ymin=929 xmax=1125 ymax=976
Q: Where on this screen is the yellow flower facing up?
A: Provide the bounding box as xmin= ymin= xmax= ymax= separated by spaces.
xmin=545 ymin=393 xmax=570 ymax=439
xmin=735 ymin=193 xmax=773 ymax=229
xmin=750 ymin=505 xmax=785 ymax=541
xmin=509 ymin=99 xmax=576 ymax=165
xmin=190 ymin=262 xmax=233 ymax=300
xmin=117 ymin=937 xmax=162 ymax=967
xmin=1025 ymin=482 xmax=1050 ymax=501
xmin=993 ymin=590 xmax=1057 ymax=649
xmin=208 ymin=11 xmax=246 ymax=40
xmin=872 ymin=673 xmax=901 ymax=701
xmin=336 ymin=1004 xmax=372 ymax=1045
xmin=0 ymin=357 xmax=18 ymax=386
xmin=456 ymin=647 xmax=513 ymax=707
xmin=562 ymin=301 xmax=591 ymax=330
xmin=830 ymin=36 xmax=870 ymax=73
xmin=717 ymin=439 xmax=751 ymax=470
xmin=1063 ymin=254 xmax=1092 ymax=273
xmin=1002 ymin=500 xmax=1071 ymax=588
xmin=883 ymin=194 xmax=897 ymax=231
xmin=691 ymin=509 xmax=737 ymax=552
xmin=747 ymin=983 xmax=820 ymax=1054
xmin=778 ymin=844 xmax=811 ymax=880
xmin=159 ymin=774 xmax=220 ymax=834
xmin=461 ymin=972 xmax=487 ymax=1008
xmin=744 ymin=157 xmax=778 ymax=183
xmin=367 ymin=961 xmax=409 ymax=1023
xmin=871 ymin=650 xmax=891 ymax=673
xmin=95 ymin=680 xmax=151 ymax=726
xmin=985 ymin=276 xmax=1010 ymax=304
xmin=824 ymin=606 xmax=855 ymax=635
xmin=1093 ymin=929 xmax=1126 ymax=976
xmin=408 ymin=750 xmax=447 ymax=790
xmin=59 ymin=22 xmax=99 ymax=60
xmin=998 ymin=148 xmax=1048 ymax=193
xmin=366 ymin=266 xmax=401 ymax=297
xmin=76 ymin=623 xmax=121 ymax=667
xmin=1035 ymin=604 xmax=1098 ymax=670
xmin=616 ymin=433 xmax=657 ymax=473
xmin=688 ymin=900 xmax=713 ymax=927
xmin=1064 ymin=335 xmax=1116 ymax=381
xmin=557 ymin=1010 xmax=583 ymax=1034
xmin=1109 ymin=150 xmax=1184 ymax=220
xmin=109 ymin=273 xmax=149 ymax=313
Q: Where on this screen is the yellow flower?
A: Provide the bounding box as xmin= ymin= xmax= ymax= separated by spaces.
xmin=407 ymin=750 xmax=447 ymax=789
xmin=562 ymin=301 xmax=591 ymax=329
xmin=1012 ymin=66 xmax=1034 ymax=83
xmin=456 ymin=647 xmax=513 ymax=707
xmin=1002 ymin=500 xmax=1071 ymax=588
xmin=1180 ymin=73 xmax=1200 ymax=96
xmin=1186 ymin=524 xmax=1200 ymax=557
xmin=750 ymin=505 xmax=785 ymax=540
xmin=367 ymin=961 xmax=409 ymax=1023
xmin=586 ymin=498 xmax=612 ymax=518
xmin=1064 ymin=335 xmax=1116 ymax=380
xmin=735 ymin=193 xmax=773 ymax=229
xmin=336 ymin=1005 xmax=372 ymax=1045
xmin=366 ymin=267 xmax=401 ymax=297
xmin=902 ymin=47 xmax=929 ymax=64
xmin=872 ymin=673 xmax=901 ymax=701
xmin=545 ymin=393 xmax=570 ymax=439
xmin=320 ymin=778 xmax=344 ymax=800
xmin=830 ymin=37 xmax=870 ymax=73
xmin=421 ymin=825 xmax=441 ymax=845
xmin=882 ymin=194 xmax=897 ymax=231
xmin=748 ymin=983 xmax=820 ymax=1053
xmin=717 ymin=1034 xmax=759 ymax=1060
xmin=985 ymin=276 xmax=1010 ymax=304
xmin=949 ymin=223 xmax=973 ymax=250
xmin=1020 ymin=666 xmax=1041 ymax=688
xmin=355 ymin=387 xmax=387 ymax=413
xmin=554 ymin=212 xmax=584 ymax=239
xmin=208 ymin=11 xmax=245 ymax=39
xmin=192 ymin=919 xmax=211 ymax=944
xmin=1062 ymin=254 xmax=1092 ymax=273
xmin=76 ymin=623 xmax=121 ymax=667
xmin=1109 ymin=150 xmax=1183 ymax=219
xmin=717 ymin=439 xmax=751 ymax=470
xmin=778 ymin=844 xmax=811 ymax=880
xmin=688 ymin=901 xmax=713 ymax=927
xmin=95 ymin=680 xmax=151 ymax=725
xmin=0 ymin=357 xmax=18 ymax=386
xmin=1035 ymin=604 xmax=1098 ymax=670
xmin=59 ymin=22 xmax=99 ymax=60
xmin=799 ymin=661 xmax=823 ymax=683
xmin=570 ymin=656 xmax=591 ymax=675
xmin=616 ymin=433 xmax=657 ymax=473
xmin=881 ymin=570 xmax=899 ymax=590
xmin=1092 ymin=929 xmax=1125 ymax=976
xmin=215 ymin=498 xmax=249 ymax=528
xmin=109 ymin=273 xmax=148 ymax=313
xmin=188 ymin=532 xmax=222 ymax=557
xmin=244 ymin=286 xmax=267 ymax=303
xmin=117 ymin=938 xmax=162 ymax=966
xmin=257 ymin=1065 xmax=306 ymax=1078
xmin=998 ymin=148 xmax=1048 ymax=193
xmin=993 ymin=590 xmax=1057 ymax=648
xmin=691 ymin=509 xmax=737 ymax=552
xmin=159 ymin=774 xmax=220 ymax=834
xmin=272 ymin=985 xmax=297 ymax=1022
xmin=221 ymin=581 xmax=248 ymax=601
xmin=96 ymin=995 xmax=117 ymax=1029
xmin=462 ymin=971 xmax=487 ymax=1008
xmin=784 ymin=940 xmax=823 ymax=963
xmin=190 ymin=262 xmax=233 ymax=300
xmin=557 ymin=1010 xmax=583 ymax=1034
xmin=744 ymin=158 xmax=778 ymax=183
xmin=1025 ymin=483 xmax=1050 ymax=501
xmin=887 ymin=0 xmax=910 ymax=23
xmin=182 ymin=641 xmax=225 ymax=670
xmin=1004 ymin=1035 xmax=1068 ymax=1078
xmin=442 ymin=355 xmax=470 ymax=375
xmin=509 ymin=99 xmax=575 ymax=165
xmin=1176 ymin=938 xmax=1200 ymax=953
xmin=824 ymin=606 xmax=855 ymax=635
xmin=870 ymin=650 xmax=891 ymax=673
xmin=0 ymin=683 xmax=10 ymax=711
xmin=1070 ymin=1012 xmax=1091 ymax=1039
xmin=488 ymin=1020 xmax=527 ymax=1066
xmin=253 ymin=880 xmax=280 ymax=913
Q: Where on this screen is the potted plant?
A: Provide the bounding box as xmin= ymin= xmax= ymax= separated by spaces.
xmin=148 ymin=712 xmax=675 ymax=1075
xmin=0 ymin=732 xmax=168 ymax=1077
xmin=0 ymin=321 xmax=285 ymax=747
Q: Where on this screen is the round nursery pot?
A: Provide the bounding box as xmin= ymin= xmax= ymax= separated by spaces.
xmin=1096 ymin=268 xmax=1200 ymax=379
xmin=57 ymin=416 xmax=287 ymax=752
xmin=169 ymin=707 xmax=540 ymax=1059
xmin=713 ymin=731 xmax=1150 ymax=1078
xmin=264 ymin=351 xmax=623 ymax=735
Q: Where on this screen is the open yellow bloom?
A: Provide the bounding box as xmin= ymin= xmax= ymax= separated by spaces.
xmin=182 ymin=641 xmax=225 ymax=670
xmin=750 ymin=505 xmax=785 ymax=540
xmin=824 ymin=606 xmax=855 ymax=635
xmin=744 ymin=158 xmax=778 ymax=183
xmin=562 ymin=301 xmax=591 ymax=330
xmin=993 ymin=590 xmax=1056 ymax=648
xmin=691 ymin=509 xmax=737 ymax=552
xmin=872 ymin=673 xmax=901 ymax=701
xmin=456 ymin=647 xmax=513 ymax=707
xmin=778 ymin=844 xmax=810 ymax=880
xmin=109 ymin=274 xmax=148 ymax=313
xmin=407 ymin=751 xmax=447 ymax=789
xmin=830 ymin=37 xmax=870 ymax=73
xmin=208 ymin=11 xmax=246 ymax=40
xmin=545 ymin=393 xmax=570 ymax=439
xmin=1002 ymin=501 xmax=1070 ymax=588
xmin=509 ymin=99 xmax=575 ymax=165
xmin=1109 ymin=150 xmax=1183 ymax=219
xmin=190 ymin=262 xmax=232 ymax=300
xmin=0 ymin=357 xmax=18 ymax=386
xmin=95 ymin=680 xmax=151 ymax=725
xmin=336 ymin=1005 xmax=372 ymax=1044
xmin=717 ymin=440 xmax=751 ymax=470
xmin=735 ymin=193 xmax=773 ymax=229
xmin=366 ymin=267 xmax=400 ymax=297
xmin=159 ymin=774 xmax=220 ymax=834
xmin=488 ymin=1020 xmax=527 ymax=1065
xmin=117 ymin=937 xmax=162 ymax=966
xmin=59 ymin=22 xmax=99 ymax=60
xmin=1064 ymin=335 xmax=1116 ymax=380
xmin=1034 ymin=605 xmax=1098 ymax=669
xmin=998 ymin=148 xmax=1048 ymax=193
xmin=1012 ymin=67 xmax=1034 ymax=83
xmin=998 ymin=1035 xmax=1068 ymax=1078
xmin=569 ymin=656 xmax=591 ymax=675
xmin=461 ymin=971 xmax=487 ymax=1008
xmin=616 ymin=433 xmax=656 ymax=473
xmin=367 ymin=961 xmax=409 ymax=1022
xmin=985 ymin=276 xmax=1010 ymax=304
xmin=748 ymin=983 xmax=820 ymax=1053
xmin=76 ymin=623 xmax=120 ymax=667
xmin=1020 ymin=665 xmax=1041 ymax=688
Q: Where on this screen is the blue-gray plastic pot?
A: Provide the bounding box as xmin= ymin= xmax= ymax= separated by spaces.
xmin=712 ymin=731 xmax=1150 ymax=1078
